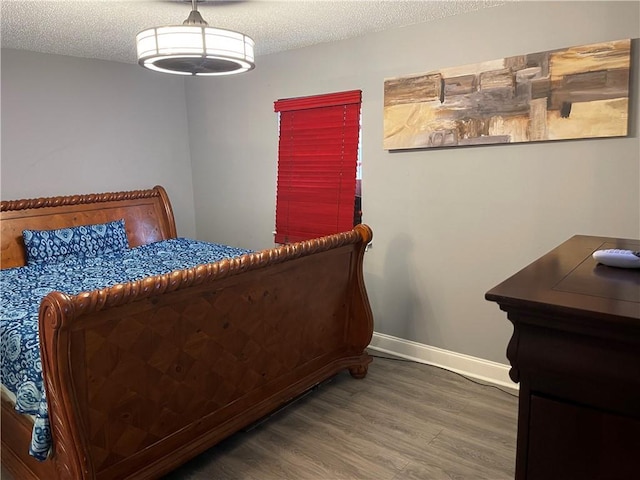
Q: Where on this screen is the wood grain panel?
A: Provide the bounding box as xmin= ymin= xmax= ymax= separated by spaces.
xmin=0 ymin=186 xmax=176 ymax=269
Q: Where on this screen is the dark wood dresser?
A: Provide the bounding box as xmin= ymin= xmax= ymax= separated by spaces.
xmin=486 ymin=235 xmax=640 ymax=480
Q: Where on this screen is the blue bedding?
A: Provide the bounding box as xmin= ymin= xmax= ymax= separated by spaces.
xmin=0 ymin=238 xmax=250 ymax=460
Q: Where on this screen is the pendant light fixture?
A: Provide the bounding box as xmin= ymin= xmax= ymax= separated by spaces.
xmin=136 ymin=0 xmax=255 ymax=76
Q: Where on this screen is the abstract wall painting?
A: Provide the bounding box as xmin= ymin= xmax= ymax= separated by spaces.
xmin=383 ymin=39 xmax=631 ymax=150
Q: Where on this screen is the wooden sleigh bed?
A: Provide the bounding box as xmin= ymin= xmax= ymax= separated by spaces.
xmin=0 ymin=185 xmax=374 ymax=479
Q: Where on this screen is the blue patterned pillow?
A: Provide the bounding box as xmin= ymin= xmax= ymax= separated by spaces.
xmin=23 ymin=219 xmax=129 ymax=265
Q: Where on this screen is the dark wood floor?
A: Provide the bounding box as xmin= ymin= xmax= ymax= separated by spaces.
xmin=1 ymin=355 xmax=518 ymax=480
xmin=163 ymin=355 xmax=518 ymax=479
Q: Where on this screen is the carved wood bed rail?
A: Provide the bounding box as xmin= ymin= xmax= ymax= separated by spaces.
xmin=0 ymin=186 xmax=374 ymax=479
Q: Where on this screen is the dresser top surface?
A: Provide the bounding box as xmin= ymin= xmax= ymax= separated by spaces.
xmin=486 ymin=235 xmax=640 ymax=324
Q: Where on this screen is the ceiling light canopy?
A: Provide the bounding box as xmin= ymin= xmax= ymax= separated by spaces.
xmin=136 ymin=0 xmax=255 ymax=76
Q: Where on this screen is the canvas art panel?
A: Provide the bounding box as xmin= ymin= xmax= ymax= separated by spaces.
xmin=383 ymin=39 xmax=631 ymax=150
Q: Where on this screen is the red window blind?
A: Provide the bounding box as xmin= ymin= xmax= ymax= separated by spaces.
xmin=273 ymin=90 xmax=362 ymax=244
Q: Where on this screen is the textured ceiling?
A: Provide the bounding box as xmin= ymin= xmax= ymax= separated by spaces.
xmin=1 ymin=0 xmax=505 ymax=65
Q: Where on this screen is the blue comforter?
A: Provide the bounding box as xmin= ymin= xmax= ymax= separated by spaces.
xmin=0 ymin=238 xmax=250 ymax=460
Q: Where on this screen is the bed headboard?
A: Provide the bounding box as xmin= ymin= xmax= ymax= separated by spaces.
xmin=0 ymin=186 xmax=177 ymax=270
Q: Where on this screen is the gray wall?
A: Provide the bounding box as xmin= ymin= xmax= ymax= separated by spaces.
xmin=0 ymin=50 xmax=197 ymax=238
xmin=1 ymin=1 xmax=638 ymax=365
xmin=186 ymin=1 xmax=640 ymax=364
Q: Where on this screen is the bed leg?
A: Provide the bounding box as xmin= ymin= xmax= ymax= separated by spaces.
xmin=348 ymin=365 xmax=369 ymax=379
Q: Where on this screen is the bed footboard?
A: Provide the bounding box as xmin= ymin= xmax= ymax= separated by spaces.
xmin=37 ymin=225 xmax=373 ymax=479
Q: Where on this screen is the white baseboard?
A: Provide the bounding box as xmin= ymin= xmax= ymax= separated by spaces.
xmin=368 ymin=332 xmax=518 ymax=391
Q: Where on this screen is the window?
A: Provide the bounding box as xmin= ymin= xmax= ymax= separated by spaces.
xmin=273 ymin=90 xmax=362 ymax=244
